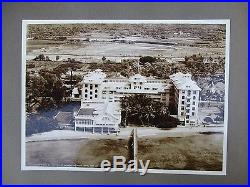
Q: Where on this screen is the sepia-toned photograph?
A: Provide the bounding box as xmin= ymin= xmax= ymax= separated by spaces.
xmin=22 ymin=20 xmax=230 ymax=175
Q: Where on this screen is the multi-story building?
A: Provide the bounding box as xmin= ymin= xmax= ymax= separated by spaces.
xmin=73 ymin=69 xmax=201 ymax=133
xmin=169 ymin=72 xmax=201 ymax=126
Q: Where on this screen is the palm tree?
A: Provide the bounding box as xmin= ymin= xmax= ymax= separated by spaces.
xmin=120 ymin=94 xmax=171 ymax=127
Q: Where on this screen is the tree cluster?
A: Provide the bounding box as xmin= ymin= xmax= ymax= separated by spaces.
xmin=184 ymin=54 xmax=204 ymax=63
xmin=33 ymin=54 xmax=51 ymax=61
xmin=89 ymin=62 xmax=131 ymax=77
xmin=139 ymin=56 xmax=157 ymax=65
xmin=26 ymin=71 xmax=66 ymax=112
xmin=120 ymin=94 xmax=179 ymax=128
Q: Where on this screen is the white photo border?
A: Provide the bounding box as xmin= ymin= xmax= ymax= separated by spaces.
xmin=21 ymin=20 xmax=230 ymax=175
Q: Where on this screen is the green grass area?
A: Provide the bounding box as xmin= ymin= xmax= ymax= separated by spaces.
xmin=138 ymin=134 xmax=223 ymax=171
xmin=26 ymin=131 xmax=223 ymax=171
xmin=74 ymin=139 xmax=129 ymax=168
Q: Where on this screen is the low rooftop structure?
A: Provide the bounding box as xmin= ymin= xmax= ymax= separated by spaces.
xmin=54 ymin=112 xmax=74 ymax=129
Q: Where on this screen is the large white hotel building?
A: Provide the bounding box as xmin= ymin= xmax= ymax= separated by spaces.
xmin=72 ymin=69 xmax=201 ymax=134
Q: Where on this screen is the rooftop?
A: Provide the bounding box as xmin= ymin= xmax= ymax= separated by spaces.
xmin=129 ymin=74 xmax=147 ymax=83
xmin=55 ymin=112 xmax=74 ymax=125
xmin=83 ymin=69 xmax=106 ymax=84
xmin=72 ymin=87 xmax=79 ymax=95
xmin=82 ymin=70 xmax=200 ymax=91
xmin=169 ymin=72 xmax=201 ymax=91
xmin=77 ymin=108 xmax=97 ymax=115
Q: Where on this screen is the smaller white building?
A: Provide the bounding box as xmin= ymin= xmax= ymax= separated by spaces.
xmin=74 ymin=101 xmax=121 ymax=134
xmin=72 ymin=87 xmax=80 ymax=99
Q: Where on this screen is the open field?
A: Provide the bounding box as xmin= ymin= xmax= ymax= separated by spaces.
xmin=26 ymin=139 xmax=88 ymax=167
xmin=26 ymin=138 xmax=128 ymax=168
xmin=26 ymin=30 xmax=225 ymax=62
xmin=74 ymin=139 xmax=128 ymax=168
xmin=26 ymin=40 xmax=66 ymax=53
xmin=138 ymin=134 xmax=223 ymax=171
xmin=26 ymin=127 xmax=224 ymax=170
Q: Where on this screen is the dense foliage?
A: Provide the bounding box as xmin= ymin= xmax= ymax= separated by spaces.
xmin=139 ymin=56 xmax=157 ymax=65
xmin=120 ymin=94 xmax=179 ymax=128
xmin=26 ymin=71 xmax=66 ymax=112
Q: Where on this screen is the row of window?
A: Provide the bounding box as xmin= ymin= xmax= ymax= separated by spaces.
xmin=85 ymin=94 xmax=98 ymax=99
xmin=104 ymin=79 xmax=127 ymax=83
xmin=182 ymin=96 xmax=197 ymax=100
xmin=181 ymin=101 xmax=196 ymax=105
xmin=96 ymin=123 xmax=115 ymax=126
xmin=102 ymin=87 xmax=159 ymax=91
xmin=103 ymin=91 xmax=114 ymax=94
xmin=147 ymin=80 xmax=166 ymax=83
xmin=181 ymin=106 xmax=196 ymax=111
xmin=75 ymin=120 xmax=93 ymax=125
xmin=76 ymin=122 xmax=115 ymax=126
xmin=85 ymin=84 xmax=98 ymax=89
xmin=185 ymin=120 xmax=196 ymax=124
xmin=133 ymin=82 xmax=143 ymax=85
xmin=85 ymin=89 xmax=98 ymax=94
xmin=181 ymin=112 xmax=196 ymax=116
xmin=134 ymin=86 xmax=142 ymax=89
xmin=102 ymin=79 xmax=166 ymax=84
xmin=182 ymin=90 xmax=197 ymax=94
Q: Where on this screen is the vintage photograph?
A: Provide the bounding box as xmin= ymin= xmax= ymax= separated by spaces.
xmin=22 ymin=20 xmax=229 ymax=174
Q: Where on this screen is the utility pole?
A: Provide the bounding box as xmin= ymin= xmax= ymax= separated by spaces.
xmin=133 ymin=128 xmax=138 ymax=162
xmin=70 ymin=68 xmax=73 ymax=91
xmin=137 ymin=61 xmax=140 ymax=74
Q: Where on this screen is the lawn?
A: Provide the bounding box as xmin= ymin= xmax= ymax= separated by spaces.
xmin=26 ymin=138 xmax=129 ymax=168
xmin=137 ymin=134 xmax=223 ymax=171
xmin=26 ymin=130 xmax=223 ymax=171
xmin=74 ymin=139 xmax=129 ymax=168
